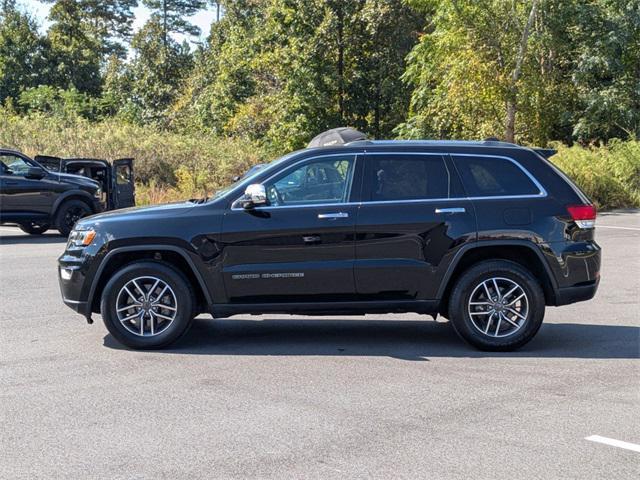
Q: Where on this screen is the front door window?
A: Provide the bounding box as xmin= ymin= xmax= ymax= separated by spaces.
xmin=0 ymin=155 xmax=33 ymax=177
xmin=265 ymin=156 xmax=355 ymax=207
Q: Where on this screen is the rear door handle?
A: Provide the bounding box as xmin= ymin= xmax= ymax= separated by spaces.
xmin=303 ymin=235 xmax=321 ymax=244
xmin=435 ymin=207 xmax=466 ymax=214
xmin=318 ymin=212 xmax=349 ymax=219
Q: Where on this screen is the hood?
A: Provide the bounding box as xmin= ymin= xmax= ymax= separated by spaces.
xmin=77 ymin=201 xmax=197 ymax=228
xmin=56 ymin=171 xmax=101 ymax=190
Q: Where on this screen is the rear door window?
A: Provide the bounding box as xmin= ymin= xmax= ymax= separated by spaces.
xmin=363 ymin=154 xmax=451 ymax=201
xmin=452 ymin=155 xmax=541 ymax=197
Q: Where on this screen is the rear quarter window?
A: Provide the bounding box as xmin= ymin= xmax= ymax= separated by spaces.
xmin=452 ymin=155 xmax=542 ymax=197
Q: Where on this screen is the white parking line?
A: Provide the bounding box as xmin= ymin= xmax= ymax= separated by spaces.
xmin=585 ymin=435 xmax=640 ymax=453
xmin=597 ymin=225 xmax=640 ymax=231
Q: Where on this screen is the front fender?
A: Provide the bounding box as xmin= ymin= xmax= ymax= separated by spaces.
xmin=51 ymin=190 xmax=99 ymax=216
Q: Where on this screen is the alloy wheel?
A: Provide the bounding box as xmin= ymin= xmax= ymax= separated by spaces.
xmin=116 ymin=276 xmax=178 ymax=337
xmin=467 ymin=277 xmax=529 ymax=338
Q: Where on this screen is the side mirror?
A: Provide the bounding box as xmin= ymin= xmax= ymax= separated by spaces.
xmin=25 ymin=166 xmax=46 ymax=180
xmin=240 ymin=184 xmax=267 ymax=209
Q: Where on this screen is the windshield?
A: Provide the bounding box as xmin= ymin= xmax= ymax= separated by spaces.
xmin=209 ymin=151 xmax=301 ymax=201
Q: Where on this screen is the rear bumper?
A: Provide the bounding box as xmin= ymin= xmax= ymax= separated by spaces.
xmin=554 ymin=279 xmax=600 ymax=306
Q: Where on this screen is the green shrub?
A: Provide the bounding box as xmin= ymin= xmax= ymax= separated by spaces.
xmin=550 ymin=140 xmax=640 ymax=209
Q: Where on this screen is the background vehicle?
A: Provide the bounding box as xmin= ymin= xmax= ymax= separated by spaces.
xmin=58 ymin=136 xmax=600 ymax=351
xmin=0 ymin=149 xmax=134 ymax=236
xmin=35 ymin=155 xmax=135 ymax=211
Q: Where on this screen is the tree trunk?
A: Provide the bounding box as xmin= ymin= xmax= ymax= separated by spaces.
xmin=336 ymin=3 xmax=345 ymax=123
xmin=504 ymin=0 xmax=538 ymax=143
xmin=162 ymin=0 xmax=168 ymax=48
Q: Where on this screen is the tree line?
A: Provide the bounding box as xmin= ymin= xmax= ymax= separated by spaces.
xmin=1 ymin=0 xmax=638 ymax=152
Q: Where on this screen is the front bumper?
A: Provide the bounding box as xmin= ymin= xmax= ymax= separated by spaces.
xmin=58 ymin=259 xmax=93 ymax=319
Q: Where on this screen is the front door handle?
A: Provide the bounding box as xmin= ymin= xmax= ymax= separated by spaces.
xmin=318 ymin=212 xmax=349 ymax=219
xmin=303 ymin=235 xmax=321 ymax=244
xmin=435 ymin=207 xmax=466 ymax=214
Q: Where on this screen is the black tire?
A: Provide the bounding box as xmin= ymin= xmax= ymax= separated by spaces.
xmin=448 ymin=260 xmax=545 ymax=351
xmin=101 ymin=261 xmax=196 ymax=349
xmin=19 ymin=222 xmax=50 ymax=235
xmin=55 ymin=199 xmax=92 ymax=236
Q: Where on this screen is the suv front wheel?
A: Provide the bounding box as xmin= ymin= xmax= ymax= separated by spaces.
xmin=448 ymin=260 xmax=545 ymax=351
xmin=101 ymin=261 xmax=196 ymax=349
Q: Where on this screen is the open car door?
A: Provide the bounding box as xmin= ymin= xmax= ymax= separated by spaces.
xmin=34 ymin=155 xmax=63 ymax=172
xmin=112 ymin=158 xmax=135 ymax=208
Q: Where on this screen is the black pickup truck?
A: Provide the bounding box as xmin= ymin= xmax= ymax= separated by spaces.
xmin=0 ymin=149 xmax=134 ymax=235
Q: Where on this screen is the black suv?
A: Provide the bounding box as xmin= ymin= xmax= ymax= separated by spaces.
xmin=0 ymin=149 xmax=134 ymax=235
xmin=58 ymin=139 xmax=600 ymax=351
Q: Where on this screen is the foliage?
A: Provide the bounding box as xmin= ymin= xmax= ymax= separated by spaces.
xmin=127 ymin=17 xmax=193 ymax=124
xmin=1 ymin=0 xmax=639 ymax=208
xmin=398 ymin=0 xmax=640 ymax=146
xmin=174 ymin=0 xmax=422 ymax=151
xmin=43 ymin=0 xmax=138 ymax=59
xmin=0 ymin=9 xmax=52 ymax=102
xmin=142 ymin=0 xmax=207 ymax=43
xmin=551 ymin=140 xmax=640 ymax=209
xmin=0 ymin=108 xmax=270 ymax=199
xmin=570 ymin=0 xmax=640 ymax=141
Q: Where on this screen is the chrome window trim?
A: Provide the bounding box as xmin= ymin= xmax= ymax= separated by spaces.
xmin=229 ymin=151 xmax=547 ymax=211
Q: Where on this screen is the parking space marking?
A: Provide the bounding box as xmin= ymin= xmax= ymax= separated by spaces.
xmin=585 ymin=435 xmax=640 ymax=453
xmin=597 ymin=225 xmax=640 ymax=231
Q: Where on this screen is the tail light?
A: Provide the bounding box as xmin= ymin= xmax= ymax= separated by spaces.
xmin=567 ymin=204 xmax=596 ymax=229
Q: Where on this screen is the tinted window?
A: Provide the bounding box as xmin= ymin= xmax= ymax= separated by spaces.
xmin=0 ymin=155 xmax=32 ymax=176
xmin=265 ymin=155 xmax=355 ymax=206
xmin=453 ymin=155 xmax=540 ymax=197
xmin=365 ymin=154 xmax=450 ymax=201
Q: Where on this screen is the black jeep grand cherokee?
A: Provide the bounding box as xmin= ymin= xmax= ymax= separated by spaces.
xmin=58 ymin=139 xmax=600 ymax=351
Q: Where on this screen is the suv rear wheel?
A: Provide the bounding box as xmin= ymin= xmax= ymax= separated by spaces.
xmin=19 ymin=222 xmax=50 ymax=235
xmin=56 ymin=199 xmax=92 ymax=236
xmin=101 ymin=261 xmax=196 ymax=349
xmin=448 ymin=260 xmax=545 ymax=351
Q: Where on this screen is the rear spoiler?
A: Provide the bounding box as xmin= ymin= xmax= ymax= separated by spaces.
xmin=532 ymin=148 xmax=557 ymax=159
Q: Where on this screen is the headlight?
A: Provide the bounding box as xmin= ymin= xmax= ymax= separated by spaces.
xmin=94 ymin=187 xmax=102 ymax=198
xmin=68 ymin=228 xmax=96 ymax=247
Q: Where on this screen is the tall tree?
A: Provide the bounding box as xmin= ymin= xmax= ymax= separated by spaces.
xmin=399 ymin=0 xmax=637 ymax=145
xmin=174 ymin=0 xmax=421 ymax=150
xmin=44 ymin=1 xmax=139 ymax=59
xmin=128 ymin=16 xmax=193 ymax=124
xmin=571 ymin=0 xmax=640 ymax=142
xmin=399 ymin=0 xmax=548 ymax=143
xmin=142 ymin=0 xmax=207 ymax=46
xmin=0 ymin=9 xmax=52 ymax=103
xmin=46 ymin=0 xmax=103 ymax=94
xmin=1 ymin=0 xmax=15 ymax=15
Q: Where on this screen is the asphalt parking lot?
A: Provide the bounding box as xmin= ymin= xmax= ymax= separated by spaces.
xmin=1 ymin=211 xmax=638 ymax=479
